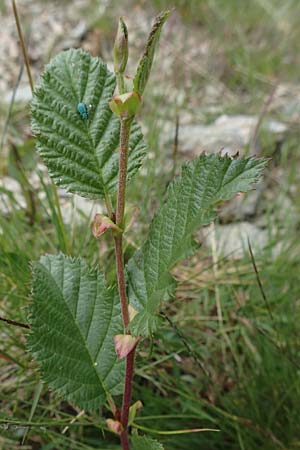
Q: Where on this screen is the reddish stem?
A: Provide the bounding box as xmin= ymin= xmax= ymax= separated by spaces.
xmin=115 ymin=117 xmax=132 ymax=228
xmin=121 ymin=348 xmax=136 ymax=426
xmin=114 ymin=116 xmax=133 ymax=331
xmin=113 ymin=115 xmax=135 ymax=449
xmin=120 ymin=348 xmax=136 ymax=449
xmin=120 ymin=431 xmax=130 ymax=450
xmin=114 ymin=234 xmax=129 ymax=329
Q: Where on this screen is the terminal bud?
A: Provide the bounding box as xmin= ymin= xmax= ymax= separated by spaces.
xmin=114 ymin=17 xmax=128 ymax=74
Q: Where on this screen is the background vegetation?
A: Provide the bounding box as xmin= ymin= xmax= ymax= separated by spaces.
xmin=1 ymin=0 xmax=300 ymax=449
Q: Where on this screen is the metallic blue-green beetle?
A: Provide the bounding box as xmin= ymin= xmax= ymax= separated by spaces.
xmin=77 ymin=102 xmax=88 ymax=120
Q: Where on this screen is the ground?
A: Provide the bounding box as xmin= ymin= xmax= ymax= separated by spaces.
xmin=1 ymin=0 xmax=300 ymax=449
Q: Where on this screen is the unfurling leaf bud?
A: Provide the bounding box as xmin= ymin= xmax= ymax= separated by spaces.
xmin=92 ymin=214 xmax=121 ymax=238
xmin=106 ymin=418 xmax=123 ymax=435
xmin=114 ymin=334 xmax=139 ymax=359
xmin=128 ymin=400 xmax=143 ymax=425
xmin=133 ymin=10 xmax=170 ymax=96
xmin=109 ymin=91 xmax=141 ymax=118
xmin=114 ymin=17 xmax=128 ymax=74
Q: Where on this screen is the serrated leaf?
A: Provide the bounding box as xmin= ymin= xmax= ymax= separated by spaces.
xmin=133 ymin=10 xmax=170 ymax=96
xmin=127 ymin=154 xmax=267 ymax=336
xmin=27 ymin=254 xmax=124 ymax=409
xmin=31 ymin=48 xmax=147 ymax=198
xmin=131 ymin=435 xmax=165 ymax=450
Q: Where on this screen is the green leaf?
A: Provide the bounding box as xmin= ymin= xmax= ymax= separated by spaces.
xmin=131 ymin=435 xmax=164 ymax=450
xmin=31 ymin=48 xmax=147 ymax=199
xmin=127 ymin=154 xmax=267 ymax=336
xmin=133 ymin=10 xmax=170 ymax=96
xmin=27 ymin=254 xmax=124 ymax=410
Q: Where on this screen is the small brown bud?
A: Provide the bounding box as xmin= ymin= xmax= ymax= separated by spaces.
xmin=114 ymin=334 xmax=139 ymax=359
xmin=106 ymin=418 xmax=123 ymax=435
xmin=92 ymin=214 xmax=121 ymax=238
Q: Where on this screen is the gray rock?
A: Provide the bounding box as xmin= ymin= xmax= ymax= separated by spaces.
xmin=4 ymin=84 xmax=32 ymax=104
xmin=167 ymin=114 xmax=287 ymax=156
xmin=273 ymin=83 xmax=300 ymax=121
xmin=203 ymin=222 xmax=268 ymax=259
xmin=58 ymin=194 xmax=100 ymax=225
xmin=0 ymin=173 xmax=100 ymax=227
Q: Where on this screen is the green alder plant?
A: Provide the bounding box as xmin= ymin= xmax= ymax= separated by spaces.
xmin=27 ymin=10 xmax=267 ymax=450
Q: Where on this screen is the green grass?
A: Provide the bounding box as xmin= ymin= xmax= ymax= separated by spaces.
xmin=131 ymin=233 xmax=300 ymax=450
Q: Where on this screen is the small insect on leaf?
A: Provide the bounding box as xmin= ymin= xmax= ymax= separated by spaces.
xmin=77 ymin=102 xmax=89 ymax=120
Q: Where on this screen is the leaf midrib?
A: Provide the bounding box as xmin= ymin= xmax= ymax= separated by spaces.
xmin=40 ymin=260 xmax=109 ymax=399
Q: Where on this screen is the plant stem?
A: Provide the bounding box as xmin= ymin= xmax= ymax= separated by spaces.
xmin=0 ymin=316 xmax=30 ymax=329
xmin=120 ymin=433 xmax=130 ymax=450
xmin=12 ymin=0 xmax=34 ymax=93
xmin=116 ymin=72 xmax=126 ymax=95
xmin=114 ymin=235 xmax=129 ymax=329
xmin=113 ymin=115 xmax=135 ymax=449
xmin=114 ymin=115 xmax=133 ymax=330
xmin=121 ymin=348 xmax=135 ymax=426
xmin=119 ymin=349 xmax=136 ymax=450
xmin=115 ymin=116 xmax=133 ymax=229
